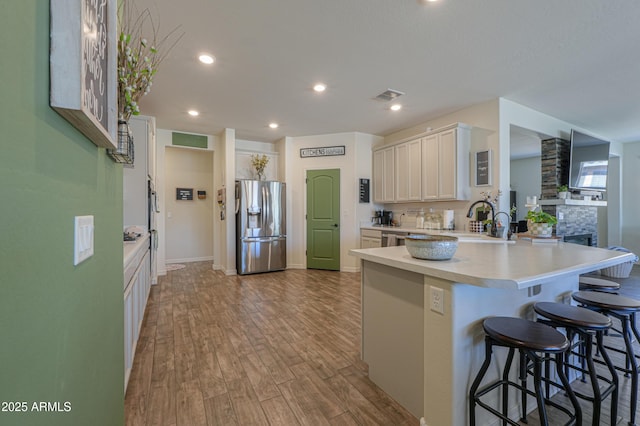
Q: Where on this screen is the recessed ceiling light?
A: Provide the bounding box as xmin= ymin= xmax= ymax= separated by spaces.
xmin=198 ymin=54 xmax=215 ymax=65
xmin=390 ymin=104 xmax=402 ymax=111
xmin=269 ymin=122 xmax=279 ymax=129
xmin=313 ymin=83 xmax=326 ymax=92
xmin=188 ymin=110 xmax=199 ymax=116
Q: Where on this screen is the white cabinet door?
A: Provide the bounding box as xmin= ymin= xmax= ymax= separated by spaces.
xmin=382 ymin=147 xmax=395 ymax=202
xmin=421 ymin=125 xmax=470 ymax=201
xmin=124 ymin=249 xmax=151 ymax=391
xmin=421 ymin=135 xmax=439 ymax=200
xmin=123 ymin=281 xmax=134 ymax=389
xmin=373 ymin=150 xmax=384 ymax=203
xmin=396 ymin=139 xmax=422 ymax=202
xmin=438 ymin=128 xmax=457 ymax=199
xmin=373 ymin=147 xmax=395 ymax=203
xmin=407 ymin=139 xmax=422 ymax=201
xmin=395 ymin=143 xmax=409 ymax=202
xmin=361 ymin=236 xmax=382 ymax=248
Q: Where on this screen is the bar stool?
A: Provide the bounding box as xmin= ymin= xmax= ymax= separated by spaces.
xmin=534 ymin=302 xmax=618 ymax=426
xmin=469 ymin=316 xmax=582 ymax=426
xmin=579 ymin=275 xmax=621 ymax=292
xmin=572 ymin=290 xmax=640 ymax=426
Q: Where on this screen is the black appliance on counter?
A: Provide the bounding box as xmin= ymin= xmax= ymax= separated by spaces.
xmin=381 ymin=210 xmax=393 ymax=226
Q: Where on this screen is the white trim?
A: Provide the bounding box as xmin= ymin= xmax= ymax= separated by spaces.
xmin=166 ymin=256 xmax=214 ymax=263
xmin=286 ymin=264 xmax=305 ymax=270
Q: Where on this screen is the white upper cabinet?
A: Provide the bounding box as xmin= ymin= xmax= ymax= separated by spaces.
xmin=436 ymin=125 xmax=470 ymax=200
xmin=395 ymin=139 xmax=422 ymax=202
xmin=421 ymin=134 xmax=439 ymax=200
xmin=373 ymin=146 xmax=395 ymax=203
xmin=374 ymin=123 xmax=471 ymax=203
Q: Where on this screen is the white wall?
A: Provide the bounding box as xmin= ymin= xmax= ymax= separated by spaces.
xmin=622 ymin=141 xmax=640 ymax=256
xmin=236 ymin=139 xmax=279 ymax=180
xmin=220 ymin=129 xmax=236 ymax=275
xmin=510 ymin=156 xmax=541 ymax=221
xmin=164 ymin=147 xmax=214 ymax=262
xmin=285 ymin=132 xmax=382 ymax=272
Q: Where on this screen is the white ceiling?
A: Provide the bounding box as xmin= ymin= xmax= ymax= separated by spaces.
xmin=133 ymin=0 xmax=640 ymax=144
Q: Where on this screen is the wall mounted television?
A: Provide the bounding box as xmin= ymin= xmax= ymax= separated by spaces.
xmin=568 ymin=129 xmax=610 ymax=192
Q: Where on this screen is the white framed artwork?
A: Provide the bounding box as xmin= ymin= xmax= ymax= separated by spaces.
xmin=50 ymin=0 xmax=118 ymax=149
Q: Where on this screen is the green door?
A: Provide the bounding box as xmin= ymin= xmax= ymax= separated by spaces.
xmin=306 ymin=169 xmax=340 ymax=270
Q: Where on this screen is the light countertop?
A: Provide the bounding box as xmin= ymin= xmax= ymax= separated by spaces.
xmin=349 ymin=240 xmax=635 ymax=290
xmin=361 ymin=226 xmax=517 ymax=243
xmin=124 ymin=233 xmax=149 ymax=269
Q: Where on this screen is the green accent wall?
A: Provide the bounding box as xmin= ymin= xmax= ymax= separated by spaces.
xmin=0 ymin=3 xmax=124 ymax=426
xmin=172 ymin=131 xmax=208 ymax=148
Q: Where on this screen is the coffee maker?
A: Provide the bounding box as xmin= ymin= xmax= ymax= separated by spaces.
xmin=381 ymin=210 xmax=393 ymax=226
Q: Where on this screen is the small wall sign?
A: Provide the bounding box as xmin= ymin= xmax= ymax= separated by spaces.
xmin=474 ymin=150 xmax=492 ymax=186
xmin=176 ymin=188 xmax=193 ymax=200
xmin=300 ymin=145 xmax=345 ymax=158
xmin=359 ymin=178 xmax=370 ymax=203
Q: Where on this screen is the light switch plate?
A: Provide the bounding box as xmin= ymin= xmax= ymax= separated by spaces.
xmin=74 ymin=215 xmax=94 ymax=265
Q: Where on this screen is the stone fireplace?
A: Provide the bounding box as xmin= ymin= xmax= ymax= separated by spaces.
xmin=539 ymin=137 xmax=605 ymax=246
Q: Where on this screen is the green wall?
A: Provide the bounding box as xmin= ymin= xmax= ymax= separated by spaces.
xmin=0 ymin=3 xmax=124 ymax=426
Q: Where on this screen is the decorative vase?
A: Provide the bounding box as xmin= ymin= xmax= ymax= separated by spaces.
xmin=558 ymin=191 xmax=570 ymax=200
xmin=527 ymin=220 xmax=553 ymax=237
xmin=256 ymin=171 xmax=264 ymax=181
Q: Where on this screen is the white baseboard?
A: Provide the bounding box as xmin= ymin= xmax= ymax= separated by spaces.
xmin=224 ymin=269 xmax=237 ymax=276
xmin=341 ymin=266 xmax=360 ymax=273
xmin=286 ymin=263 xmax=305 ymax=270
xmin=166 ymin=256 xmax=214 ymax=264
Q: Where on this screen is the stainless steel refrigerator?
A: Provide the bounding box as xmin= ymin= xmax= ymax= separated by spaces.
xmin=236 ymin=180 xmax=286 ymax=275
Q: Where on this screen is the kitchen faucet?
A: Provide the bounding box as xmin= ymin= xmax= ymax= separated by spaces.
xmin=467 ymin=200 xmax=497 ymax=237
xmin=493 ymin=211 xmax=512 ymax=239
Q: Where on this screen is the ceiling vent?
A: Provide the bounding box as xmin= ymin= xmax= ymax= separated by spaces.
xmin=374 ymin=89 xmax=405 ymax=102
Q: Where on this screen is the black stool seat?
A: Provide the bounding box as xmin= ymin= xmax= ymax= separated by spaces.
xmin=534 ymin=302 xmax=612 ymax=330
xmin=484 ymin=316 xmax=569 ymax=352
xmin=573 ymin=290 xmax=640 ymax=312
xmin=579 ymin=276 xmax=621 ymax=291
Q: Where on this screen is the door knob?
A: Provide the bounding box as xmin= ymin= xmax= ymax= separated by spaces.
xmin=333 ymin=224 xmax=339 ymax=228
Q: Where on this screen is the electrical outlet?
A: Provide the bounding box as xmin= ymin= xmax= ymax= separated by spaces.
xmin=430 ymin=286 xmax=444 ymax=314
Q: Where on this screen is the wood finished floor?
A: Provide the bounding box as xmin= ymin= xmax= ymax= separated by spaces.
xmin=124 ymin=263 xmax=418 ymax=426
xmin=126 ymin=263 xmax=640 ymax=426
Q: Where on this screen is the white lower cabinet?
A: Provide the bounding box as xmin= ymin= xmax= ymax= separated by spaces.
xmin=124 ymin=250 xmax=150 ymax=390
xmin=361 ymin=229 xmax=382 ymax=248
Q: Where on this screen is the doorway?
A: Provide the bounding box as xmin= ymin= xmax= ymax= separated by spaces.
xmin=165 ymin=147 xmax=214 ymax=263
xmin=306 ymin=169 xmax=340 ymax=270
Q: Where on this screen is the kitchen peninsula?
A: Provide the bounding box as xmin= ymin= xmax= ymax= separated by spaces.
xmin=349 ymin=241 xmax=635 ymax=426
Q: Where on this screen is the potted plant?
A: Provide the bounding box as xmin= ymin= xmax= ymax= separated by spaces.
xmin=108 ymin=2 xmax=182 ymax=163
xmin=525 ymin=210 xmax=558 ymax=237
xmin=117 ymin=2 xmax=182 ymax=121
xmin=557 ymin=184 xmax=570 ymax=199
xmin=251 ymin=154 xmax=269 ymax=180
